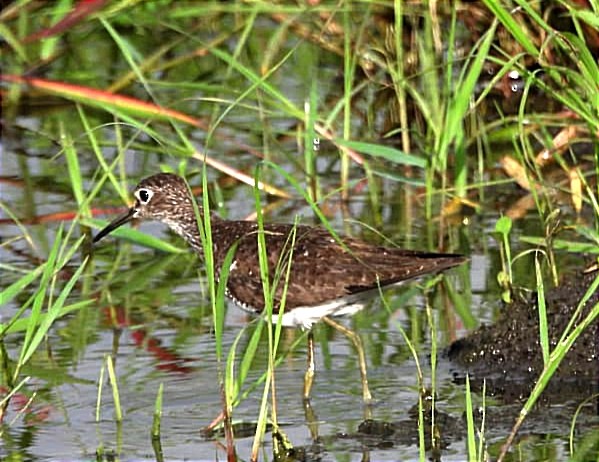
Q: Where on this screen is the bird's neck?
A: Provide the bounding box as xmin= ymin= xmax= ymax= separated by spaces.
xmin=163 ymin=205 xmax=223 ymax=255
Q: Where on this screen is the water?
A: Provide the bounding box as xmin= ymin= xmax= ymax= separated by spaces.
xmin=2 ymin=4 xmax=597 ymax=460
xmin=3 ymin=133 xmax=595 ymax=461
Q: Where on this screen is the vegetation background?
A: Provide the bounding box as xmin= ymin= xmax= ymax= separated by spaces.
xmin=1 ymin=1 xmax=598 ymax=461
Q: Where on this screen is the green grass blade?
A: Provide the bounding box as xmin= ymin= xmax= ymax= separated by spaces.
xmin=465 ymin=375 xmax=477 ymax=461
xmin=233 ymin=322 xmax=263 ymax=400
xmin=20 ymin=241 xmax=88 ymax=366
xmin=61 ymin=123 xmax=89 ymax=217
xmin=208 ymin=46 xmax=303 ymax=119
xmin=106 ymin=354 xmax=122 ymax=422
xmin=481 ymin=0 xmax=539 ymax=56
xmin=215 ymin=243 xmax=239 ymax=362
xmin=3 ymin=300 xmax=93 ymax=336
xmin=17 ymin=224 xmax=64 ymax=371
xmin=437 ymin=21 xmax=497 ymax=161
xmin=0 ymin=265 xmax=46 ymax=323
xmin=519 ymin=236 xmax=599 ymax=253
xmin=535 ymin=255 xmax=549 ymax=364
xmin=152 ymin=383 xmax=164 ymax=439
xmin=96 ymin=361 xmax=105 ymax=422
xmin=335 ymin=139 xmax=427 ymax=168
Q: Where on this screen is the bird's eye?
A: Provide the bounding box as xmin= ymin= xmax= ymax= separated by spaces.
xmin=136 ymin=188 xmax=153 ymax=204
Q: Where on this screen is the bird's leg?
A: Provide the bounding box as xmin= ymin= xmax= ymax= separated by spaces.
xmin=303 ymin=330 xmax=316 ymax=401
xmin=200 ymin=410 xmax=224 ymax=436
xmin=303 ymin=396 xmax=320 ymax=442
xmin=322 ymin=316 xmax=373 ymax=406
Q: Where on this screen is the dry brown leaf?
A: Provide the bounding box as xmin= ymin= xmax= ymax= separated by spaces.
xmin=569 ymin=168 xmax=583 ymax=213
xmin=500 ymin=155 xmax=532 ymax=190
xmin=535 ymin=125 xmax=578 ymax=167
xmin=505 ymin=194 xmax=536 ymax=220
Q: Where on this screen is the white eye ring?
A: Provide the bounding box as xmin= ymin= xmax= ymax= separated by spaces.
xmin=136 ymin=188 xmax=154 ymax=204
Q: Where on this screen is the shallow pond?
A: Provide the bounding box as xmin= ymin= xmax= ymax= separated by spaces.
xmin=2 ymin=149 xmax=596 ymax=460
xmin=2 ymin=3 xmax=598 ymax=461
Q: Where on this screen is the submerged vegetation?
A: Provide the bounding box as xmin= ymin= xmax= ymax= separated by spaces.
xmin=1 ymin=1 xmax=598 ymax=461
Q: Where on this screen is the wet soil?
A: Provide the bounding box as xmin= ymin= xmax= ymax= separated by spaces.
xmin=447 ymin=267 xmax=599 ymax=405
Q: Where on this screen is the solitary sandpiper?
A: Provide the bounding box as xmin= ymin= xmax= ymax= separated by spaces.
xmin=94 ymin=173 xmax=466 ymax=402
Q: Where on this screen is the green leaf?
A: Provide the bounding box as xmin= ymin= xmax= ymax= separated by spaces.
xmin=495 ymin=215 xmax=512 ymax=235
xmin=519 ymin=237 xmax=599 ymax=253
xmin=0 ymin=265 xmax=45 ymax=311
xmin=335 ymin=139 xmax=427 ymax=168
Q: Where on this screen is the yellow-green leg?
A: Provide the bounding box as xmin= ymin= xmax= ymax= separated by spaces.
xmin=322 ymin=316 xmax=373 ymax=404
xmin=303 ymin=330 xmax=316 ymax=401
xmin=303 ymin=398 xmax=320 ymax=441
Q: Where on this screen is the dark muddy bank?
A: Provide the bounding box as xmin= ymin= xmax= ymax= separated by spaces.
xmin=448 ymin=268 xmax=598 ymax=405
